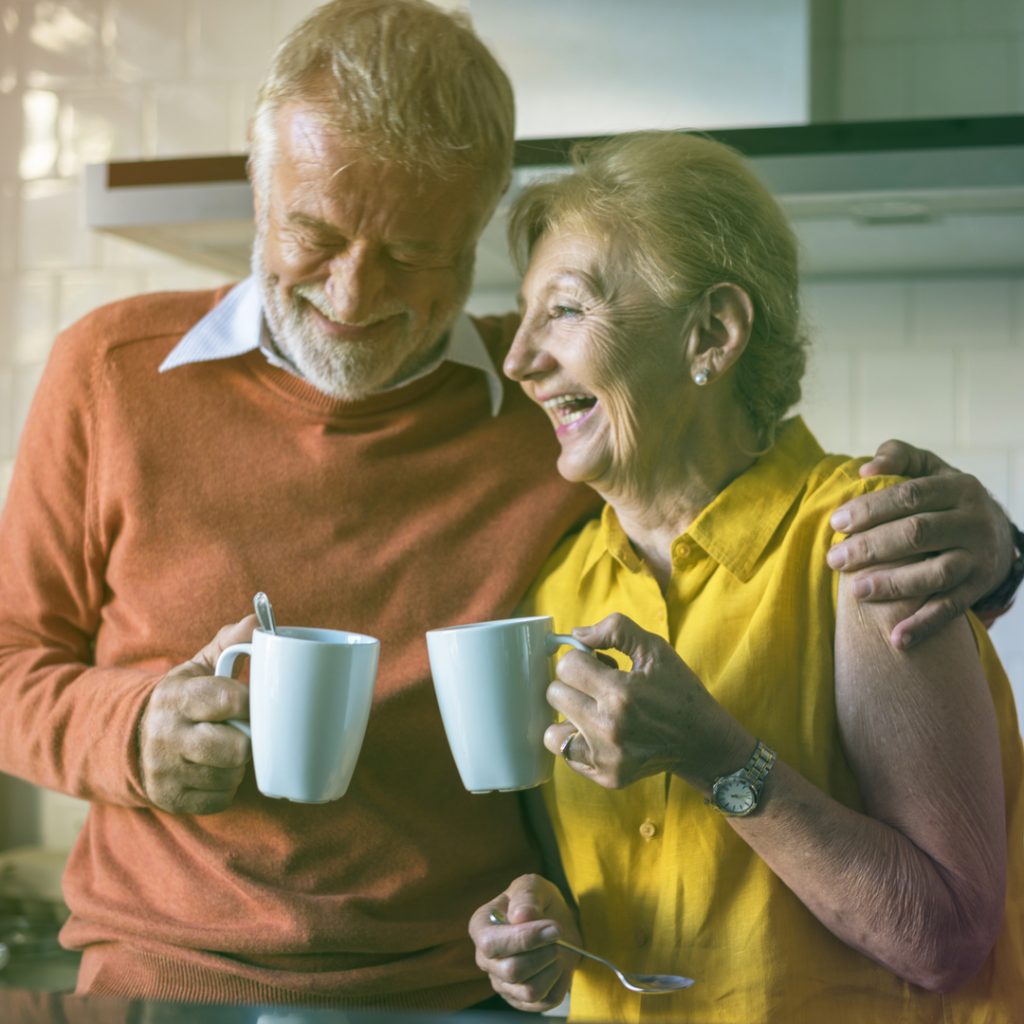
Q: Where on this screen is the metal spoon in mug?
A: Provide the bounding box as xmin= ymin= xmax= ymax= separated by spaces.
xmin=253 ymin=592 xmax=278 ymax=635
xmin=488 ymin=909 xmax=694 ymax=994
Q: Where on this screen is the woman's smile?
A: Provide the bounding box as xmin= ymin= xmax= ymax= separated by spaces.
xmin=541 ymin=393 xmax=600 ymax=434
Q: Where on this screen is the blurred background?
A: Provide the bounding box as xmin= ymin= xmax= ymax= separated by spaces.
xmin=0 ymin=0 xmax=1022 ymax=892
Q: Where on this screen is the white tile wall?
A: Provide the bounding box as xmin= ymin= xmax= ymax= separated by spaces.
xmin=838 ymin=0 xmax=1024 ymax=122
xmin=909 ymin=279 xmax=1014 ymax=349
xmin=0 ymin=182 xmax=18 ymax=272
xmin=0 ymin=6 xmax=18 ymax=94
xmin=963 ymin=353 xmax=1024 ymax=447
xmin=11 ymin=271 xmax=56 ymax=362
xmin=839 ymin=43 xmax=913 ymax=121
xmin=0 ymin=368 xmax=13 ymax=461
xmin=22 ymin=0 xmax=102 ymax=87
xmin=0 ymin=0 xmax=1022 ymax=848
xmin=104 ymin=0 xmax=188 ymax=83
xmin=855 ymin=349 xmax=958 ymax=451
xmin=19 ymin=176 xmax=94 ymax=267
xmin=189 ymin=0 xmax=277 ymax=81
xmin=59 ymin=86 xmax=145 ymax=174
xmin=909 ymin=38 xmax=1016 ymax=118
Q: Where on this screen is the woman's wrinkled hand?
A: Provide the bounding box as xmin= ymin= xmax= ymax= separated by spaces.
xmin=828 ymin=439 xmax=1016 ymax=648
xmin=543 ymin=613 xmax=753 ymax=791
xmin=469 ymin=874 xmax=580 ymax=1013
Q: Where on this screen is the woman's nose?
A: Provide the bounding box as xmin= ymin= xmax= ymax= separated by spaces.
xmin=503 ymin=320 xmax=554 ymax=381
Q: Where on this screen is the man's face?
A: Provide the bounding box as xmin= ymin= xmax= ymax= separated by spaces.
xmin=253 ymin=103 xmax=497 ymax=401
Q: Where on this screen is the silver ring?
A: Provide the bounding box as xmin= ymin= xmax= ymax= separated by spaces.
xmin=559 ymin=729 xmax=580 ymax=761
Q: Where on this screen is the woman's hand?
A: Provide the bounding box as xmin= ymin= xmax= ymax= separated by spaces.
xmin=828 ymin=439 xmax=1017 ymax=647
xmin=469 ymin=874 xmax=580 ymax=1013
xmin=543 ymin=613 xmax=753 ymax=791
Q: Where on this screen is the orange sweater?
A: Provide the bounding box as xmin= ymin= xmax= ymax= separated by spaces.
xmin=0 ymin=288 xmax=598 ymax=1009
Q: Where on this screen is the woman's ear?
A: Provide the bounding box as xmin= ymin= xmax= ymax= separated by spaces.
xmin=686 ymin=283 xmax=754 ymax=384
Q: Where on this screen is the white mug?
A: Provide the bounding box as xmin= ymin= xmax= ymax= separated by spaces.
xmin=426 ymin=615 xmax=591 ymax=793
xmin=216 ymin=626 xmax=379 ymax=803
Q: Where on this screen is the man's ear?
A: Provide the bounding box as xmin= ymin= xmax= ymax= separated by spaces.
xmin=244 ymin=120 xmax=262 ymax=223
xmin=247 ymin=166 xmax=262 ymax=226
xmin=685 ymin=283 xmax=754 ymax=383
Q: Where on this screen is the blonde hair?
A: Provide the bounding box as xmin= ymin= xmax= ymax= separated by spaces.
xmin=509 ymin=131 xmax=808 ymax=446
xmin=249 ymin=0 xmax=515 ymax=201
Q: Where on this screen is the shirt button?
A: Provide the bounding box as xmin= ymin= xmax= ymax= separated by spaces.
xmin=639 ymin=819 xmax=657 ymax=840
xmin=674 ymin=541 xmax=690 ymax=560
xmin=636 ymin=931 xmax=649 ymax=947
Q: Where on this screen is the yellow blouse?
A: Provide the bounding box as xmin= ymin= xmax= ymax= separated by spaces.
xmin=527 ymin=417 xmax=1024 ymax=1023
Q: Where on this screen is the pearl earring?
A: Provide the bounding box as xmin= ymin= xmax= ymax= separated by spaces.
xmin=693 ymin=369 xmax=709 ymax=386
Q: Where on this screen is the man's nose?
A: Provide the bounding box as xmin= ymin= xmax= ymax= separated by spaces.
xmin=325 ymin=243 xmax=386 ymax=323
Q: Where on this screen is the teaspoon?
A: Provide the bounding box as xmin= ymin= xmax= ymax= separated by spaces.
xmin=253 ymin=591 xmax=278 ymax=635
xmin=488 ymin=909 xmax=694 ymax=994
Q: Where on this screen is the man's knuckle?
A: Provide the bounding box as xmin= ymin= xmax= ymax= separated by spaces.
xmin=899 ymin=479 xmax=924 ymax=511
xmin=933 ymin=557 xmax=959 ymax=591
xmin=904 ymin=515 xmax=928 ymax=550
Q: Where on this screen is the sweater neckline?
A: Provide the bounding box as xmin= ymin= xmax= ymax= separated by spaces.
xmin=241 ymin=347 xmax=472 ymax=418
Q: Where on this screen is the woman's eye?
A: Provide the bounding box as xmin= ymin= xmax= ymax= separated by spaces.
xmin=552 ymin=305 xmax=582 ymax=320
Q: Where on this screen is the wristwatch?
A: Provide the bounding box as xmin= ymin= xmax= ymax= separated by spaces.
xmin=710 ymin=740 xmax=776 ymax=817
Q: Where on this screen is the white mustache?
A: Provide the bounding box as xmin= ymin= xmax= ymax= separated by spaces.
xmin=293 ymin=284 xmax=404 ymax=328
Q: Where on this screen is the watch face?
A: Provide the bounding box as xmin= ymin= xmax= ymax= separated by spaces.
xmin=715 ymin=779 xmax=756 ymax=815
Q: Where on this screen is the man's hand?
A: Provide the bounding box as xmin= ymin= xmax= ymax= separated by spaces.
xmin=827 ymin=440 xmax=1015 ymax=649
xmin=469 ymin=874 xmax=581 ymax=1013
xmin=138 ymin=615 xmax=256 ymax=814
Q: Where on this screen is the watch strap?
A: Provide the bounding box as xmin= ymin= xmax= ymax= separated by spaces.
xmin=741 ymin=740 xmax=776 ymax=795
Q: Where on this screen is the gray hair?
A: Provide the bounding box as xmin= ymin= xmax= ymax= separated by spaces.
xmin=249 ymin=0 xmax=515 ymax=205
xmin=509 ymin=131 xmax=809 ymax=447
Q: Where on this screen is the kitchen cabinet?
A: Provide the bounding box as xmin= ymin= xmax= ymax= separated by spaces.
xmin=83 ymin=116 xmax=1024 ymax=283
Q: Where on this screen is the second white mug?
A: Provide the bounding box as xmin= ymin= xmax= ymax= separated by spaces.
xmin=426 ymin=615 xmax=590 ymax=793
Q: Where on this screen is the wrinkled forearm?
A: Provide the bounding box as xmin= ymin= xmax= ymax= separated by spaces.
xmin=735 ymin=575 xmax=1009 ymax=992
xmin=731 ymin=761 xmax=1003 ymax=992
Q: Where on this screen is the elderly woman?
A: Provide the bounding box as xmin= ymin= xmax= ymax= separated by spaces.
xmin=469 ymin=132 xmax=1024 ymax=1022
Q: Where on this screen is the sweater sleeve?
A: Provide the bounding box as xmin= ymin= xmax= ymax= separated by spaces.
xmin=0 ymin=318 xmax=157 ymax=807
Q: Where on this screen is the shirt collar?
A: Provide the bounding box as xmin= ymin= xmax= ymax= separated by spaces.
xmin=159 ymin=276 xmax=505 ymax=415
xmin=580 ymin=416 xmax=824 ymax=583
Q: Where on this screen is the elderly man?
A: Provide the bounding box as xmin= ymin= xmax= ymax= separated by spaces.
xmin=0 ymin=0 xmax=1018 ymax=1011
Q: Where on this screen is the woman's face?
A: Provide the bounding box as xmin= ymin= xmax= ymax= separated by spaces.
xmin=504 ymin=225 xmax=693 ymax=493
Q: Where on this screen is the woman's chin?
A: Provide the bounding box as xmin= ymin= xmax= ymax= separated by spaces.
xmin=555 ymin=449 xmax=609 ymax=488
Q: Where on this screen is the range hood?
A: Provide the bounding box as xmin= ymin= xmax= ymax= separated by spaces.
xmin=83 ymin=115 xmax=1024 ymax=282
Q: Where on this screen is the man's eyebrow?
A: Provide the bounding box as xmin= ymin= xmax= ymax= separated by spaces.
xmin=284 ymin=211 xmax=440 ymax=251
xmin=285 ymin=212 xmax=337 ymax=232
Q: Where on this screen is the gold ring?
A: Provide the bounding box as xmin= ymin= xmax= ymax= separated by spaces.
xmin=559 ymin=729 xmax=580 ymax=761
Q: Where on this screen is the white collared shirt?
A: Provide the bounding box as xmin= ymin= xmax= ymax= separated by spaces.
xmin=159 ymin=277 xmax=505 ymax=415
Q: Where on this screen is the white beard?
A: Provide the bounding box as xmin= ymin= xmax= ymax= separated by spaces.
xmin=251 ymin=232 xmax=460 ymax=402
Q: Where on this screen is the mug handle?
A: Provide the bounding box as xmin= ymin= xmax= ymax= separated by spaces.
xmin=547 ymin=632 xmax=593 ymax=656
xmin=215 ymin=642 xmax=253 ymax=739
